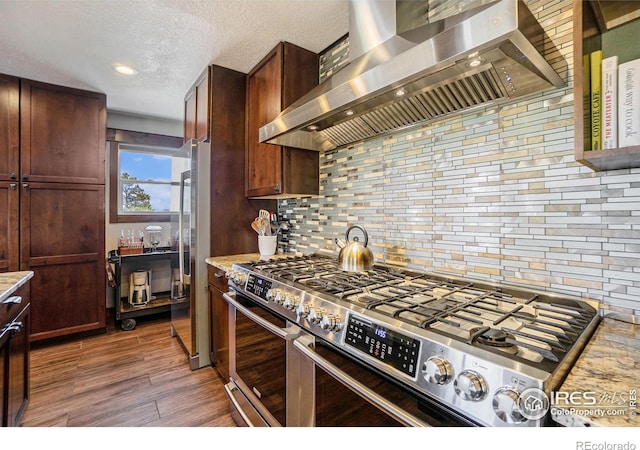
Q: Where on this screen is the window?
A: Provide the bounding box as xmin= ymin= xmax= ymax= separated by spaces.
xmin=108 ymin=129 xmax=184 ymax=223
xmin=117 ymin=143 xmax=188 ymax=215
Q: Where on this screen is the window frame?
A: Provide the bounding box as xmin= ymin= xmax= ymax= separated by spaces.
xmin=108 ymin=129 xmax=184 ymax=224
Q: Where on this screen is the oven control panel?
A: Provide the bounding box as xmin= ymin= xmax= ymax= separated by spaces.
xmin=245 ymin=274 xmax=273 ymax=301
xmin=345 ymin=314 xmax=421 ymax=378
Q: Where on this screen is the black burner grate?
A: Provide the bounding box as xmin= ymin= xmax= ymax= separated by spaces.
xmin=245 ymin=254 xmax=598 ymax=365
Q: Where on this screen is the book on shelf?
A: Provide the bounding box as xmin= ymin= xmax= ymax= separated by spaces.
xmin=618 ymin=58 xmax=640 ymax=148
xmin=602 ymin=55 xmax=618 ymax=149
xmin=583 ymin=54 xmax=591 ymax=151
xmin=590 ymin=50 xmax=603 ymax=150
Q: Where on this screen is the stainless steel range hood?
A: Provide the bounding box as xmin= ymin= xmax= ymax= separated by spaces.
xmin=259 ymin=0 xmax=565 ymax=151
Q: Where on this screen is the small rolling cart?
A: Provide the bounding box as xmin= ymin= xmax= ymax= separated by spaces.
xmin=107 ymin=247 xmax=185 ymax=330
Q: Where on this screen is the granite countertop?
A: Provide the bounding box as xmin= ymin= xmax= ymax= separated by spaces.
xmin=552 ymin=316 xmax=640 ymax=427
xmin=0 ymin=271 xmax=34 ymax=303
xmin=205 ymin=252 xmax=295 ymax=273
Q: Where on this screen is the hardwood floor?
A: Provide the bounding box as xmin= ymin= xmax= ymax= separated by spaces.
xmin=20 ymin=314 xmax=236 ymax=427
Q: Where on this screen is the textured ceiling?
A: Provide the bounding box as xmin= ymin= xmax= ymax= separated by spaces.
xmin=0 ymin=0 xmax=349 ymax=121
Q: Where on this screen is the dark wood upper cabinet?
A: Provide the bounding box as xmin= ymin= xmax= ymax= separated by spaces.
xmin=184 ymin=68 xmax=211 ymax=143
xmin=0 ymin=75 xmax=20 ymax=273
xmin=0 ymin=74 xmax=19 ymax=182
xmin=184 ymin=85 xmax=196 ymax=142
xmin=20 ymin=79 xmax=106 ymax=184
xmin=245 ymin=42 xmax=320 ymax=198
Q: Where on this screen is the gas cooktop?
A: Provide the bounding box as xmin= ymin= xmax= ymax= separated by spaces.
xmin=227 ymin=253 xmax=601 ymax=426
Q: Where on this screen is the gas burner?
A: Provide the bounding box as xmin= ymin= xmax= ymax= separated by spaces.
xmin=469 ymin=327 xmax=518 ymax=354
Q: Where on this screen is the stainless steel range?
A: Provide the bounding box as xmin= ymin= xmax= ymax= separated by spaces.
xmin=224 ymin=253 xmax=600 ymax=427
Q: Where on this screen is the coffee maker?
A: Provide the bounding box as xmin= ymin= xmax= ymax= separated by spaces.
xmin=129 ymin=269 xmax=151 ymax=306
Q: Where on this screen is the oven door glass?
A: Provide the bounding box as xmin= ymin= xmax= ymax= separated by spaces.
xmin=296 ymin=337 xmax=469 ymax=427
xmin=232 ymin=295 xmax=288 ymax=426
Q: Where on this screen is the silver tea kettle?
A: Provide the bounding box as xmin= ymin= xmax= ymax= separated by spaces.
xmin=335 ymin=225 xmax=374 ymax=272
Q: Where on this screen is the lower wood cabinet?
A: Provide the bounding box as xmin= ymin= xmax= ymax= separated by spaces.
xmin=208 ymin=265 xmax=229 ymax=380
xmin=20 ymin=182 xmax=105 ymax=341
xmin=1 ymin=281 xmax=30 ymax=427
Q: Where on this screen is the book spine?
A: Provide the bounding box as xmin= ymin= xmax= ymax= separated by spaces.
xmin=602 ymin=55 xmax=618 ymax=149
xmin=590 ymin=50 xmax=603 ymax=150
xmin=583 ymin=54 xmax=591 ymax=151
xmin=618 ymin=58 xmax=640 ymax=147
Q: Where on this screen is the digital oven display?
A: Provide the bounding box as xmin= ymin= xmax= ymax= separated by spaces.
xmin=345 ymin=315 xmax=420 ymax=378
xmin=245 ymin=274 xmax=272 ymax=301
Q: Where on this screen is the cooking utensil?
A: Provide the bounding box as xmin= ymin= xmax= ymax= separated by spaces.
xmin=251 ymin=219 xmax=262 ymax=235
xmin=257 ymin=210 xmax=272 ymax=235
xmin=337 ymin=225 xmax=374 ymax=272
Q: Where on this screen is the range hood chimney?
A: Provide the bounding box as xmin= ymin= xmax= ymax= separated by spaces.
xmin=259 ymin=0 xmax=565 ymax=151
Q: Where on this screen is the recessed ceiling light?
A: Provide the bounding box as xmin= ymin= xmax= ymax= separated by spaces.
xmin=113 ymin=63 xmax=138 ymax=76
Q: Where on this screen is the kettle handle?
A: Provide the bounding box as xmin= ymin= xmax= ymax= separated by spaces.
xmin=345 ymin=225 xmax=369 ymax=247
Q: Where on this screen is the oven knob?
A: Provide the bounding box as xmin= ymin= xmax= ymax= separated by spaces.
xmin=296 ymin=302 xmax=310 ymax=318
xmin=273 ymin=290 xmax=285 ymax=305
xmin=492 ymin=387 xmax=527 ymax=424
xmin=422 ymin=356 xmax=453 ymax=385
xmin=266 ymin=289 xmax=275 ymax=301
xmin=308 ymin=307 xmax=324 ymax=324
xmin=226 ymin=270 xmax=236 ymax=282
xmin=234 ymin=272 xmax=247 ymax=285
xmin=320 ymin=314 xmax=342 ymax=332
xmin=454 ymin=370 xmax=488 ymax=402
xmin=283 ymin=294 xmax=300 ymax=310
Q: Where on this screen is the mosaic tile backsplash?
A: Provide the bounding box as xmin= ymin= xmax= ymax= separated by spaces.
xmin=277 ymin=0 xmax=640 ymax=313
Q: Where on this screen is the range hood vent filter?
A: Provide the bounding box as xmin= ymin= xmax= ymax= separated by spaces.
xmin=318 ymin=68 xmax=507 ymax=148
xmin=259 ymin=0 xmax=566 ymax=152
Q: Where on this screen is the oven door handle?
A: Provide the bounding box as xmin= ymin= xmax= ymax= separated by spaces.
xmin=293 ymin=335 xmax=431 ymax=427
xmin=223 ymin=292 xmax=300 ymax=340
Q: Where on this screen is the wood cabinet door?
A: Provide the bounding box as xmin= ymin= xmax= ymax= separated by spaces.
xmin=0 ymin=74 xmax=19 ymax=182
xmin=19 ymin=182 xmax=105 ymax=341
xmin=246 ymin=44 xmax=283 ymax=197
xmin=208 ymin=266 xmax=229 ymax=380
xmin=20 ymin=79 xmax=106 ymax=185
xmin=0 ymin=182 xmax=19 ymax=273
xmin=184 ymin=85 xmax=196 ymax=142
xmin=194 ymin=68 xmax=211 ymax=142
xmin=245 ymin=42 xmax=320 ymax=198
xmin=0 ymin=330 xmax=7 ymax=426
xmin=7 ymin=303 xmax=29 ymax=427
xmin=184 ymin=68 xmax=210 ymax=143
